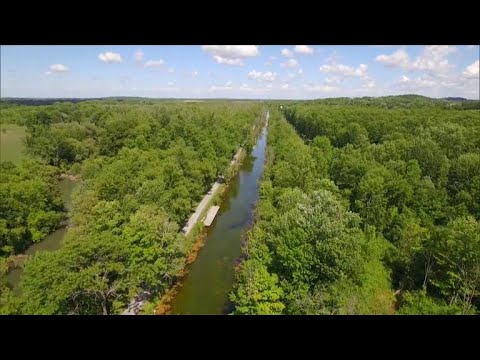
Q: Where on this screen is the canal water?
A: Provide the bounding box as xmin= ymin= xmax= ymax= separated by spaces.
xmin=7 ymin=177 xmax=78 ymax=292
xmin=170 ymin=124 xmax=268 ymax=314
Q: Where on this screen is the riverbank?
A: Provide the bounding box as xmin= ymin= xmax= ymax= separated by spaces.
xmin=135 ymin=149 xmax=248 ymax=315
xmin=125 ymin=111 xmax=269 ymax=315
xmin=160 ymin=118 xmax=268 ymax=315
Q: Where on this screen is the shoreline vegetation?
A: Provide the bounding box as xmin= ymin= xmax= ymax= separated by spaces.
xmin=153 ymin=145 xmax=249 ymax=315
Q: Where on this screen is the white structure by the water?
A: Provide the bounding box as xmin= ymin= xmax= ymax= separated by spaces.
xmin=204 ymin=206 xmax=220 ymax=227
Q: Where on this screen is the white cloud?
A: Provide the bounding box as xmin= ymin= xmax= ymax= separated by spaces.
xmin=134 ymin=49 xmax=144 ymax=62
xmin=376 ymin=48 xmax=410 ymax=68
xmin=324 ymin=76 xmax=341 ymax=85
xmin=192 ymin=70 xmax=198 ymax=77
xmin=294 ymin=45 xmax=314 ymax=54
xmin=376 ymin=46 xmax=457 ymax=74
xmin=325 ymin=51 xmax=341 ymax=64
xmin=362 ymin=79 xmax=376 ymax=89
xmin=411 ymin=46 xmax=456 ymax=72
xmin=269 ymin=56 xmax=277 ymax=61
xmin=282 ymin=58 xmax=299 ymax=68
xmin=281 ymin=84 xmax=289 ymax=89
xmin=202 ymin=45 xmax=259 ymax=66
xmin=319 ymin=63 xmax=368 ymax=78
xmin=463 ymin=60 xmax=479 ymax=78
xmin=168 ymin=81 xmax=175 ymax=86
xmin=265 ymin=61 xmax=272 ymax=66
xmin=46 ymin=63 xmax=69 ymax=75
xmin=395 ymin=75 xmax=438 ymax=89
xmin=248 ymin=70 xmax=277 ymax=82
xmin=281 ymin=48 xmax=293 ymax=58
xmin=214 ymin=56 xmax=243 ymax=66
xmin=98 ymin=51 xmax=123 ymax=63
xmin=225 ymin=81 xmax=233 ymax=86
xmin=168 ymin=67 xmax=175 ymax=73
xmin=467 ymin=45 xmax=478 ymax=49
xmin=298 ymin=68 xmax=303 ymax=75
xmin=144 ymin=59 xmax=165 ymax=68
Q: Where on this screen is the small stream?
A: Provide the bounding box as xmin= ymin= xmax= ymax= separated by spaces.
xmin=169 ymin=122 xmax=268 ymax=314
xmin=7 ymin=178 xmax=78 ymax=293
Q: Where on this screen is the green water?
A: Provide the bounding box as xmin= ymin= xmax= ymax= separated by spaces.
xmin=7 ymin=178 xmax=78 ymax=292
xmin=170 ymin=125 xmax=268 ymax=314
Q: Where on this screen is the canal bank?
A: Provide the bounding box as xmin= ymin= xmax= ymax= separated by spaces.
xmin=158 ymin=117 xmax=268 ymax=315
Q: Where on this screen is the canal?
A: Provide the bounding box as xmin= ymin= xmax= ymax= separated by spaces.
xmin=169 ymin=122 xmax=268 ymax=314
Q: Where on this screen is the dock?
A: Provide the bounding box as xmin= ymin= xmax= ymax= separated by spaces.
xmin=204 ymin=206 xmax=220 ymax=226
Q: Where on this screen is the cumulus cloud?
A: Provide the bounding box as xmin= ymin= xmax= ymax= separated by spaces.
xmin=248 ymin=70 xmax=277 ymax=82
xmin=168 ymin=67 xmax=175 ymax=73
xmin=376 ymin=46 xmax=457 ymax=74
xmin=134 ymin=49 xmax=144 ymax=62
xmin=376 ymin=48 xmax=410 ymax=68
xmin=144 ymin=59 xmax=165 ymax=68
xmin=396 ymin=75 xmax=438 ymax=89
xmin=319 ymin=63 xmax=368 ymax=78
xmin=281 ymin=48 xmax=293 ymax=58
xmin=463 ymin=60 xmax=479 ymax=78
xmin=214 ymin=56 xmax=243 ymax=66
xmin=192 ymin=70 xmax=199 ymax=77
xmin=298 ymin=68 xmax=303 ymax=75
xmin=98 ymin=51 xmax=123 ymax=63
xmin=294 ymin=45 xmax=314 ymax=54
xmin=46 ymin=64 xmax=69 ymax=75
xmin=282 ymin=59 xmax=299 ymax=68
xmin=202 ymin=45 xmax=259 ymax=66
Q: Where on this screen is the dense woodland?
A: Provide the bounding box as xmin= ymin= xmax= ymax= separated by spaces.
xmin=1 ymin=95 xmax=479 ymax=315
xmin=0 ymin=160 xmax=64 ymax=256
xmin=1 ymin=100 xmax=264 ymax=314
xmin=231 ymin=97 xmax=479 ymax=315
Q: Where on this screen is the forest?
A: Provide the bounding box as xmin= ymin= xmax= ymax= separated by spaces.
xmin=1 ymin=100 xmax=264 ymax=314
xmin=1 ymin=95 xmax=478 ymax=315
xmin=231 ymin=97 xmax=479 ymax=315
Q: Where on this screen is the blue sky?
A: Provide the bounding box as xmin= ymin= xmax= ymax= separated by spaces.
xmin=1 ymin=45 xmax=479 ymax=99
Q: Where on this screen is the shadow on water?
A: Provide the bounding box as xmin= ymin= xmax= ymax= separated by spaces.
xmin=170 ymin=125 xmax=268 ymax=314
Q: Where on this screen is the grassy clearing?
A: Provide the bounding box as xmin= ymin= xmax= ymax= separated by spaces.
xmin=0 ymin=124 xmax=26 ymax=164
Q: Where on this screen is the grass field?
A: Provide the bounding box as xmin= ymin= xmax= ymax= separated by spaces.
xmin=0 ymin=124 xmax=26 ymax=164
